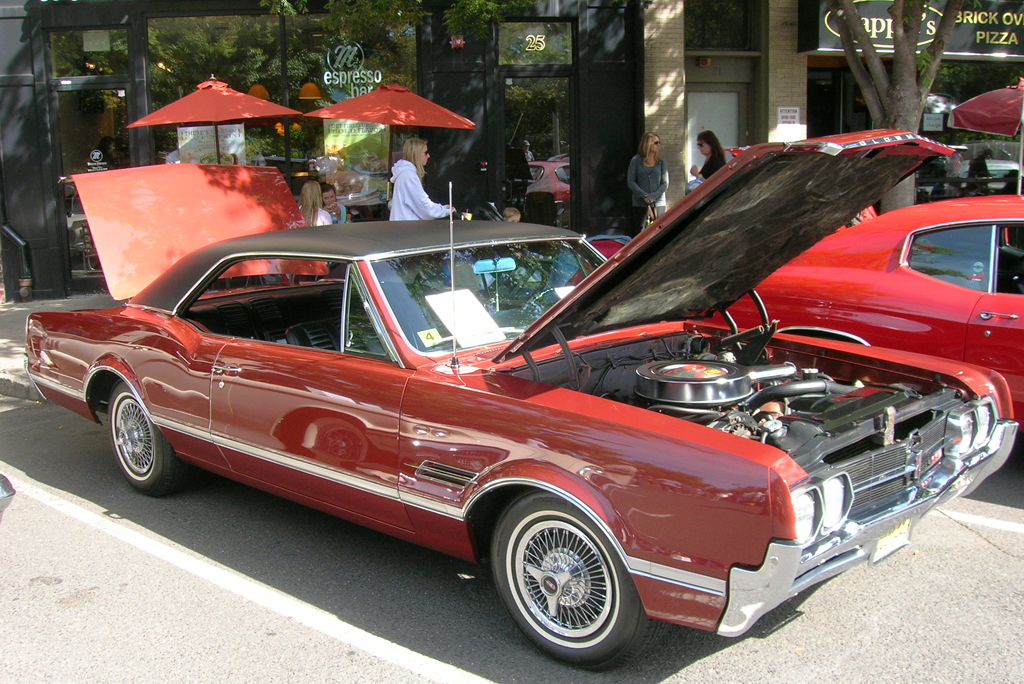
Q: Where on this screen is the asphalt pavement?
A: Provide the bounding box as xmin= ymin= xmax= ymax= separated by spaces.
xmin=0 ymin=293 xmax=118 ymax=401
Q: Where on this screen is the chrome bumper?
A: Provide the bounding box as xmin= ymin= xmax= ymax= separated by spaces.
xmin=718 ymin=419 xmax=1017 ymax=637
xmin=0 ymin=474 xmax=15 ymax=523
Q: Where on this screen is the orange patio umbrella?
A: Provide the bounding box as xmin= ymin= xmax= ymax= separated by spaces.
xmin=128 ymin=79 xmax=302 ymax=163
xmin=303 ymin=84 xmax=475 ymax=129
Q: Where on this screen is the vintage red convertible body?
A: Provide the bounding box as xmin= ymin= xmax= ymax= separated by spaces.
xmin=25 ymin=132 xmax=1016 ymax=669
xmin=724 ymin=196 xmax=1024 ymax=425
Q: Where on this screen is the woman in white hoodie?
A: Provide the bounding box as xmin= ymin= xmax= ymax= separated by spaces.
xmin=389 ymin=138 xmax=455 ymax=221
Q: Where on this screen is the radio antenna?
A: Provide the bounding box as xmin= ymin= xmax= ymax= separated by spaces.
xmin=448 ymin=181 xmax=459 ymax=371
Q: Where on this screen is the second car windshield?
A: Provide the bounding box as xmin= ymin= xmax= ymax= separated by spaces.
xmin=370 ymin=239 xmax=603 ymax=353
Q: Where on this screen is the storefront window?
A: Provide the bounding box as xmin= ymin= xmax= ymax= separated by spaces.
xmin=148 ymin=16 xmax=285 ymax=162
xmin=51 ymin=30 xmax=129 ymax=77
xmin=499 ymin=23 xmax=572 ymax=66
xmin=685 ymin=0 xmax=750 ymax=51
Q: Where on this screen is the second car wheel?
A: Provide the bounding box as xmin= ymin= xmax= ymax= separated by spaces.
xmin=108 ymin=382 xmax=191 ymax=497
xmin=491 ymin=491 xmax=660 ymax=669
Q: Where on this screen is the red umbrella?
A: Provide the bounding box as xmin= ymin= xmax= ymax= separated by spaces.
xmin=949 ymin=77 xmax=1024 ymax=193
xmin=128 ymin=80 xmax=302 ymax=163
xmin=303 ymin=84 xmax=474 ymax=129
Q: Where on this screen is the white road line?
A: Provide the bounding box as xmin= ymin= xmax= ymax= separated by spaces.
xmin=11 ymin=477 xmax=497 ymax=684
xmin=943 ymin=509 xmax=1024 ymax=535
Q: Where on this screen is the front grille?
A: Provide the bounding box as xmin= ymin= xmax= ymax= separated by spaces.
xmin=853 ymin=476 xmax=909 ymax=508
xmin=846 ymin=443 xmax=907 ymax=484
xmin=835 ymin=415 xmax=948 ymax=513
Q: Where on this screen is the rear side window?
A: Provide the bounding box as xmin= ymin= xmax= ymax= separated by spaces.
xmin=908 ymin=225 xmax=994 ymax=292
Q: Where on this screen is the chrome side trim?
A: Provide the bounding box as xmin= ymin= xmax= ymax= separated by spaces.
xmin=151 ymin=416 xmax=211 ymax=442
xmin=626 ymin=558 xmax=726 ymax=596
xmin=398 ymin=489 xmax=464 ymax=518
xmin=207 ymin=430 xmax=401 ymax=501
xmin=28 ymin=371 xmax=85 ymax=401
xmin=413 ymin=460 xmax=479 ymax=488
xmin=778 ymin=326 xmax=871 ymax=346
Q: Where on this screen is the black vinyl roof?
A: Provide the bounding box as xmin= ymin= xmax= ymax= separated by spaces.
xmin=130 ymin=220 xmax=582 ymax=313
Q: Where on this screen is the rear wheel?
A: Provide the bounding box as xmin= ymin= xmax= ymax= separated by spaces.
xmin=108 ymin=382 xmax=191 ymax=496
xmin=491 ymin=492 xmax=658 ymax=669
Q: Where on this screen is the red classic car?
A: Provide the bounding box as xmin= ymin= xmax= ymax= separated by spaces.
xmin=528 ymin=160 xmax=570 ymax=204
xmin=723 ymin=196 xmax=1024 ymax=427
xmin=25 ymin=132 xmax=1016 ymax=669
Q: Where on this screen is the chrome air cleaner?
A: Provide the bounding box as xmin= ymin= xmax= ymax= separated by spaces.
xmin=636 ymin=360 xmax=753 ymax=405
xmin=636 ymin=361 xmax=797 ymax=406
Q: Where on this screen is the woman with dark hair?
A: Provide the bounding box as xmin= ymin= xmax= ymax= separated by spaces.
xmin=626 ymin=132 xmax=669 ymax=237
xmin=689 ymin=130 xmax=726 ymax=182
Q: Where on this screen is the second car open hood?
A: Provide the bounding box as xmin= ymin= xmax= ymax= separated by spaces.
xmin=73 ymin=164 xmax=304 ymax=300
xmin=494 ymin=130 xmax=950 ymax=363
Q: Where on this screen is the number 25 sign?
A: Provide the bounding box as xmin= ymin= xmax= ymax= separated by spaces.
xmin=525 ymin=34 xmax=546 ymax=51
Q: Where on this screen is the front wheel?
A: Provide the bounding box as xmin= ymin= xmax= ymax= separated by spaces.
xmin=108 ymin=382 xmax=191 ymax=496
xmin=491 ymin=492 xmax=659 ymax=669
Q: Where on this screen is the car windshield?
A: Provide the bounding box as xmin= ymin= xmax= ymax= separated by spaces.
xmin=370 ymin=239 xmax=603 ymax=353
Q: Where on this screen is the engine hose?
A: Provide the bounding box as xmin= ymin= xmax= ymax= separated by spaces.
xmin=745 ymin=379 xmax=856 ymax=411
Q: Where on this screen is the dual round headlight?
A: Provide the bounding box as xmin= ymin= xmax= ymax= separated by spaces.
xmin=791 ymin=474 xmax=852 ymax=544
xmin=946 ymin=400 xmax=995 ymax=459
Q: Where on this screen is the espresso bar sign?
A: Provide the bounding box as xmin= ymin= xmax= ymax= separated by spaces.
xmin=323 ymin=44 xmax=382 ymax=98
xmin=799 ymin=0 xmax=1024 ymax=57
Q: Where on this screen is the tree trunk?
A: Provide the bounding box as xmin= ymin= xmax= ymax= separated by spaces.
xmin=880 ymin=176 xmax=916 ymax=213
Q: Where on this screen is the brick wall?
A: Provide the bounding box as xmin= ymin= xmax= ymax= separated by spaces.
xmin=767 ymin=0 xmax=808 ymax=142
xmin=641 ymin=2 xmax=686 ymax=205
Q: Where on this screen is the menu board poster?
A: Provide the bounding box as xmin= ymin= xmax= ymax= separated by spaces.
xmin=323 ymin=119 xmax=389 ymax=206
xmin=177 ymin=124 xmax=246 ymax=165
xmin=323 ymin=120 xmax=389 ymax=175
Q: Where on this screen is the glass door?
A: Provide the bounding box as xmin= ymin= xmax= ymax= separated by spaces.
xmin=50 ymin=29 xmax=131 ymax=286
xmin=499 ymin=22 xmax=574 ymax=229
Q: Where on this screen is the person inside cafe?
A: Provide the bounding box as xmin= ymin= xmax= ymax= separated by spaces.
xmin=321 ymin=182 xmax=347 ymax=224
xmin=389 ymin=138 xmax=456 ymax=221
xmin=299 ymin=180 xmax=332 ymax=227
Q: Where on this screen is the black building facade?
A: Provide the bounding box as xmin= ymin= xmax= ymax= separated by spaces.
xmin=0 ymin=0 xmax=642 ymax=301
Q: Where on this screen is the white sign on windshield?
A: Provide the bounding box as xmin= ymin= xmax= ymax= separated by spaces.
xmin=425 ymin=289 xmax=507 ymax=348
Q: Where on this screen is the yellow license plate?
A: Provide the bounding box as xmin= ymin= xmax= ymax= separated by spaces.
xmin=872 ymin=518 xmax=912 ymax=563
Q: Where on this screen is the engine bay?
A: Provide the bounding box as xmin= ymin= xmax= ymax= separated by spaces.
xmin=504 ymin=323 xmax=977 ymax=521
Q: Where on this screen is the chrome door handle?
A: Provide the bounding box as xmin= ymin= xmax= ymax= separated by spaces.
xmin=212 ymin=363 xmax=242 ymax=375
xmin=979 ymin=312 xmax=1019 ymax=320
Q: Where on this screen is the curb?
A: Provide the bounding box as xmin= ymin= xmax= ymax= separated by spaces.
xmin=0 ymin=370 xmax=42 ymax=402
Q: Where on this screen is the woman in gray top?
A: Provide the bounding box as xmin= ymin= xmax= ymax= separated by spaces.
xmin=627 ymin=132 xmax=669 ymax=237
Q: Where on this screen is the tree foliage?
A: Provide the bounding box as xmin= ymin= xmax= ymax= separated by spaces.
xmin=261 ymin=0 xmax=534 ymax=39
xmin=825 ymin=0 xmax=965 ymax=132
xmin=825 ymin=0 xmax=966 ymax=209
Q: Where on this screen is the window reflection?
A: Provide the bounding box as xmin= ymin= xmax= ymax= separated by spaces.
xmin=51 ymin=30 xmax=129 ymax=77
xmin=909 ymin=225 xmax=994 ymax=292
xmin=685 ymin=0 xmax=751 ymax=51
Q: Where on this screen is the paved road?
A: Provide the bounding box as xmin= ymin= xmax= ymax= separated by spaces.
xmin=1 ymin=396 xmax=1022 ymax=683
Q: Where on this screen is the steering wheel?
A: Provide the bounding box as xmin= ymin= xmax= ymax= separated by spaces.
xmin=524 ymin=288 xmax=559 ymax=310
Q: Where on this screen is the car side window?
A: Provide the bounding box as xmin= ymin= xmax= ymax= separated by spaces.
xmin=908 ymin=225 xmax=994 ymax=293
xmin=181 ymin=258 xmax=346 ymax=344
xmin=344 ymin=275 xmax=392 ymax=361
xmin=997 ymin=224 xmax=1024 ymax=295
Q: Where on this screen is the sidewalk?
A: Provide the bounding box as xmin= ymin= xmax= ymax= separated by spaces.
xmin=0 ymin=293 xmax=118 ymax=400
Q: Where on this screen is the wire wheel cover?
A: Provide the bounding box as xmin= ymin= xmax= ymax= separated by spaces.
xmin=114 ymin=398 xmax=154 ymax=477
xmin=513 ymin=519 xmax=613 ymax=639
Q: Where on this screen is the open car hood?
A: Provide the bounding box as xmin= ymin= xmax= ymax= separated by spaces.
xmin=72 ymin=164 xmax=304 ymax=300
xmin=494 ymin=130 xmax=951 ymax=363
